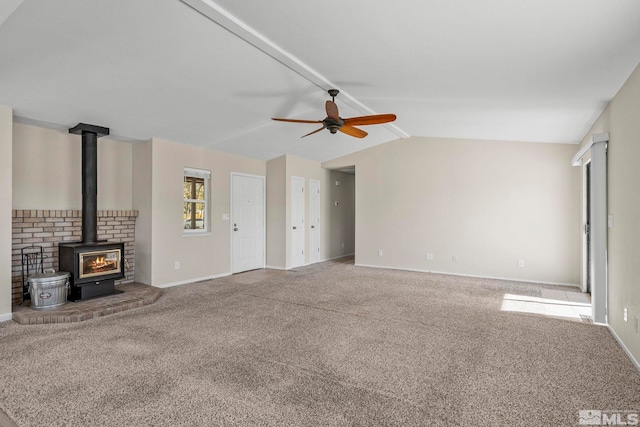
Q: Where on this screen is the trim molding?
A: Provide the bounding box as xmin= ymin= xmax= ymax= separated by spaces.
xmin=354 ymin=263 xmax=581 ymax=288
xmin=571 ymin=132 xmax=609 ymax=166
xmin=0 ymin=312 xmax=13 ymax=323
xmin=267 ymin=254 xmax=354 ymax=271
xmin=320 ymin=253 xmax=355 ymax=262
xmin=607 ymin=325 xmax=640 ymax=373
xmin=154 ymin=272 xmax=231 ymax=288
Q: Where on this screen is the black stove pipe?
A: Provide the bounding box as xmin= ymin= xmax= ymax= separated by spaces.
xmin=69 ymin=123 xmax=110 ymax=245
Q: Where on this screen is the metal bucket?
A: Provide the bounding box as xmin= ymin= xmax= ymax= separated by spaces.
xmin=28 ymin=269 xmax=70 ymax=310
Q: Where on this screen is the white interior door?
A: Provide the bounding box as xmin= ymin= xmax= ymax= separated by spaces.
xmin=231 ymin=173 xmax=265 ymax=274
xmin=583 ymin=161 xmax=591 ymax=294
xmin=290 ymin=176 xmax=305 ymax=268
xmin=309 ymin=179 xmax=321 ymax=264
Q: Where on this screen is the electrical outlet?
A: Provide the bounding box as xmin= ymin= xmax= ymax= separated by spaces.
xmin=378 ymin=249 xmax=383 ymax=257
xmin=518 ymin=259 xmax=525 ymax=268
xmin=624 ymin=308 xmax=628 ymax=322
xmin=426 ymin=253 xmax=434 ymax=261
xmin=452 ymin=255 xmax=457 ymax=263
xmin=341 ymin=242 xmax=344 ymax=248
xmin=174 ymin=261 xmax=180 ymax=270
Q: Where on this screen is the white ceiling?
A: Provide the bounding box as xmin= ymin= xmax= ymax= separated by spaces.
xmin=1 ymin=0 xmax=639 ymax=162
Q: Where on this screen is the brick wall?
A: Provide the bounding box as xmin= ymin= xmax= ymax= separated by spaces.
xmin=11 ymin=210 xmax=138 ymax=306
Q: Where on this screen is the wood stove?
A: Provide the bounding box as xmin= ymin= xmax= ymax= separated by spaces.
xmin=59 ymin=242 xmax=124 ymax=301
xmin=58 ymin=123 xmax=125 ymax=301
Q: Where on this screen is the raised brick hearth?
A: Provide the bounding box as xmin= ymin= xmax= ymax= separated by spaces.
xmin=11 ymin=210 xmax=138 ymax=306
xmin=12 ymin=282 xmax=161 ymax=324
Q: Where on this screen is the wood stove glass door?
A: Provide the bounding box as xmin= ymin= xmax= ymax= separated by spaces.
xmin=79 ymin=249 xmax=122 ymax=279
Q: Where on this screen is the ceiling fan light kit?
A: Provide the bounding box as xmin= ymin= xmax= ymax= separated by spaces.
xmin=272 ymin=89 xmax=396 ymax=139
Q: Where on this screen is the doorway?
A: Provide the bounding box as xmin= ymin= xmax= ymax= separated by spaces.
xmin=231 ymin=173 xmax=265 ymax=274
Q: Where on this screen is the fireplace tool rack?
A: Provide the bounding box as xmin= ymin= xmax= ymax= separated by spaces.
xmin=21 ymin=245 xmax=45 ymax=301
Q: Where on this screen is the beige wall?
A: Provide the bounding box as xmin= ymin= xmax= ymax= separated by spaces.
xmin=136 ymin=138 xmax=265 ymax=286
xmin=324 ymin=137 xmax=581 ymax=285
xmin=266 ymin=155 xmax=286 ymax=268
xmin=132 ymin=140 xmax=153 ymax=285
xmin=12 ymin=124 xmax=132 ymax=210
xmin=578 ymin=63 xmax=640 ymax=364
xmin=0 ymin=107 xmax=12 ymax=320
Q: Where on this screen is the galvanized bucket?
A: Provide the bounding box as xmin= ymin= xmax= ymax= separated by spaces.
xmin=28 ymin=268 xmax=70 ymax=310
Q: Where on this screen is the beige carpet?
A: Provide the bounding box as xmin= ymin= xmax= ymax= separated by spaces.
xmin=1 ymin=258 xmax=639 ymax=426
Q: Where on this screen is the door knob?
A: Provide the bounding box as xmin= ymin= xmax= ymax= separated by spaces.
xmin=311 ymin=225 xmax=315 ymax=229
xmin=234 ymin=227 xmax=238 ymax=231
xmin=293 ymin=226 xmax=297 ymax=230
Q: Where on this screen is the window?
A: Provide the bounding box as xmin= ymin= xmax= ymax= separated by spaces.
xmin=183 ymin=167 xmax=210 ymax=233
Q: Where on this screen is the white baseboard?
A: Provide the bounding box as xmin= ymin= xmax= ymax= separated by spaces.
xmin=320 ymin=253 xmax=355 ymax=262
xmin=0 ymin=312 xmax=13 ymax=323
xmin=268 ymin=264 xmax=310 ymax=271
xmin=607 ymin=324 xmax=640 ymax=373
xmin=155 ymin=272 xmax=231 ymax=288
xmin=266 ymin=254 xmax=354 ymax=271
xmin=354 ymin=263 xmax=581 ymax=288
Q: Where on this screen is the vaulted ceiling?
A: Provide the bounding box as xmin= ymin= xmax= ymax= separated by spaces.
xmin=1 ymin=0 xmax=639 ymax=162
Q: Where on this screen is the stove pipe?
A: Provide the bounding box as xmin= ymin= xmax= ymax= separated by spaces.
xmin=69 ymin=123 xmax=110 ymax=245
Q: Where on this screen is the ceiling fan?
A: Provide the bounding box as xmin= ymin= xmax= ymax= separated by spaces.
xmin=271 ymin=89 xmax=396 ymax=138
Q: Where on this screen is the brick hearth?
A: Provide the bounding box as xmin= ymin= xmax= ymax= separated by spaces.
xmin=12 ymin=282 xmax=161 ymax=325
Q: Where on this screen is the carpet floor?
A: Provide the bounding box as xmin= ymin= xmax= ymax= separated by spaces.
xmin=1 ymin=258 xmax=639 ymax=426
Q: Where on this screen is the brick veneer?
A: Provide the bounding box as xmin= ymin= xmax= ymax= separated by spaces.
xmin=11 ymin=210 xmax=138 ymax=306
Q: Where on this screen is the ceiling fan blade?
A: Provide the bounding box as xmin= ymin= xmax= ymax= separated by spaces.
xmin=272 ymin=118 xmax=322 ymax=124
xmin=301 ymin=126 xmax=326 ymax=138
xmin=339 ymin=125 xmax=368 ymax=138
xmin=343 ymin=114 xmax=397 ymax=126
xmin=325 ymin=100 xmax=339 ymax=121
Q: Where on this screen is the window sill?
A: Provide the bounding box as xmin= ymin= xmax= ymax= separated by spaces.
xmin=182 ymin=232 xmax=212 ymax=238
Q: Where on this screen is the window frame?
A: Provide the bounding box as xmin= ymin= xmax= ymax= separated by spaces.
xmin=183 ymin=167 xmax=211 ymax=235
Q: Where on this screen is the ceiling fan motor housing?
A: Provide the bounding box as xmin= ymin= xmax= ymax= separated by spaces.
xmin=324 ymin=118 xmax=344 ymax=134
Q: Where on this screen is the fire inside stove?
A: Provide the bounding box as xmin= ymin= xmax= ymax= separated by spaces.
xmin=79 ymin=249 xmax=121 ymax=279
